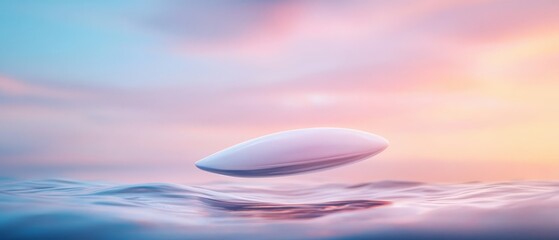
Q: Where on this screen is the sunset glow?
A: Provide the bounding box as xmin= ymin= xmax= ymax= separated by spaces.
xmin=0 ymin=0 xmax=558 ymax=183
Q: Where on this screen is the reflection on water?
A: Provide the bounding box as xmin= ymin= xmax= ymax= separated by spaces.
xmin=0 ymin=179 xmax=558 ymax=239
xmin=201 ymin=198 xmax=390 ymax=220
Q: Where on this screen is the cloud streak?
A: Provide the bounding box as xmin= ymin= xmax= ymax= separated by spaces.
xmin=0 ymin=0 xmax=558 ymax=182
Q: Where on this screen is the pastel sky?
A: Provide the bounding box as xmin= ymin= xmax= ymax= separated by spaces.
xmin=1 ymin=0 xmax=558 ymax=184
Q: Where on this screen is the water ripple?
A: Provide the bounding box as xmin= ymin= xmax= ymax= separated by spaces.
xmin=200 ymin=198 xmax=390 ymax=219
xmin=1 ymin=179 xmax=558 ymax=239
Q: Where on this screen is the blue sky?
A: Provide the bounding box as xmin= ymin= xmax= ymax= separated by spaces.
xmin=1 ymin=0 xmax=558 ymax=183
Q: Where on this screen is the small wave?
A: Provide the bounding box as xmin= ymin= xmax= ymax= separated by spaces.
xmin=1 ymin=179 xmax=558 ymax=240
xmin=200 ymin=198 xmax=390 ymax=219
xmin=345 ymin=180 xmax=424 ymax=189
xmin=94 ymin=183 xmax=189 ymax=195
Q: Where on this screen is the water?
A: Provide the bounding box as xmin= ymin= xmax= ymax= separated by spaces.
xmin=1 ymin=179 xmax=558 ymax=239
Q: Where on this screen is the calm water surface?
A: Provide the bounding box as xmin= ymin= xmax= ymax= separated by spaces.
xmin=1 ymin=179 xmax=558 ymax=239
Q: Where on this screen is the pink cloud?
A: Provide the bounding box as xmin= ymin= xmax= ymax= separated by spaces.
xmin=0 ymin=75 xmax=85 ymax=100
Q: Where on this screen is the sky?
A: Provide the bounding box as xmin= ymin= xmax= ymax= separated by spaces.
xmin=0 ymin=0 xmax=558 ymax=184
